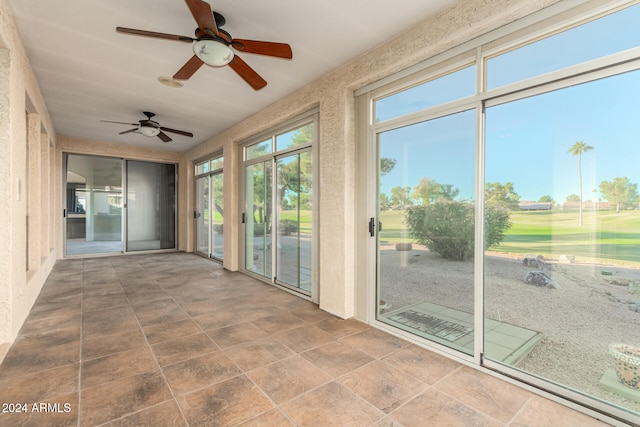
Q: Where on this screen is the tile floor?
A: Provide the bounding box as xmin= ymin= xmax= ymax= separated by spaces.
xmin=0 ymin=252 xmax=612 ymax=426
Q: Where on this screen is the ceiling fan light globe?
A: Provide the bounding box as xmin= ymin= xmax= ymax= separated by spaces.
xmin=193 ymin=39 xmax=234 ymax=67
xmin=139 ymin=126 xmax=160 ymax=137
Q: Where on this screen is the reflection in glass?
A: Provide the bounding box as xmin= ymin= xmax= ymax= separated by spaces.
xmin=276 ymin=150 xmax=313 ymax=293
xmin=245 ymin=161 xmax=272 ymax=277
xmin=484 ymin=70 xmax=640 ymax=416
xmin=375 ymin=66 xmax=475 ymax=122
xmin=211 ymin=172 xmax=224 ymax=260
xmin=486 ymin=3 xmax=640 ymax=89
xmin=246 ymin=139 xmax=272 ymax=160
xmin=65 ymin=154 xmax=123 ymax=255
xmin=196 ymin=176 xmax=209 ymax=255
xmin=126 ymin=161 xmax=176 ymax=251
xmin=376 ymin=110 xmax=476 ymax=355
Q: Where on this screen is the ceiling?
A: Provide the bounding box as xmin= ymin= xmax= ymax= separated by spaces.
xmin=6 ymin=0 xmax=457 ymax=152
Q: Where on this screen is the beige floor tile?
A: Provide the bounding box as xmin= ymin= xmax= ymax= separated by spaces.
xmin=206 ymin=321 xmax=270 ymax=349
xmin=81 ymin=327 xmax=147 ymax=360
xmin=224 ymin=337 xmax=295 ymax=371
xmin=80 ymin=371 xmax=172 ymax=427
xmin=510 ymin=395 xmax=612 ymax=426
xmin=340 ymin=360 xmax=428 ymax=413
xmin=100 ymin=400 xmax=188 ymax=427
xmin=151 ymin=332 xmax=218 ymax=366
xmin=340 ymin=328 xmax=409 ymax=359
xmin=143 ymin=318 xmax=202 ymax=345
xmin=178 ymin=375 xmax=273 ymax=427
xmin=162 ymin=350 xmax=243 ymax=395
xmin=301 ymin=340 xmax=374 ymax=378
xmin=434 ymin=365 xmax=531 ymax=423
xmin=281 ymin=381 xmax=384 ymax=426
xmin=315 ymin=317 xmax=370 ymax=338
xmin=248 ymin=355 xmax=332 ymax=404
xmin=274 ymin=324 xmax=336 ymax=353
xmin=390 ymin=388 xmax=503 ymax=427
xmin=237 ymin=408 xmax=295 ymax=426
xmin=81 ymin=346 xmax=158 ymax=389
xmin=253 ymin=311 xmax=306 ymax=335
xmin=382 ymin=344 xmax=461 ymax=384
xmin=192 ymin=308 xmax=245 ymax=330
xmin=0 ymin=363 xmax=78 ymax=402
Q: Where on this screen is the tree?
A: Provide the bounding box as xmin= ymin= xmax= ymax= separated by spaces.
xmin=380 ymin=158 xmax=396 ymax=176
xmin=379 ymin=193 xmax=391 ymax=211
xmin=566 ymin=194 xmax=580 ymax=202
xmin=567 ymin=140 xmax=594 ymax=226
xmin=485 ymin=182 xmax=520 ymax=210
xmin=411 ymin=177 xmax=459 ymax=206
xmin=538 ymin=195 xmax=555 ymax=208
xmin=599 ymin=177 xmax=640 ymax=213
xmin=390 ymin=186 xmax=412 ymax=208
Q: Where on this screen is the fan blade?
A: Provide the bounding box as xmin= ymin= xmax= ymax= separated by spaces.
xmin=228 ymin=55 xmax=267 ymax=90
xmin=119 ymin=128 xmax=139 ymax=135
xmin=173 ymin=55 xmax=205 ymax=80
xmin=157 ymin=131 xmax=172 ymax=143
xmin=185 ymin=0 xmax=218 ymax=36
xmin=116 ymin=27 xmax=193 ymax=43
xmin=160 ymin=127 xmax=193 ymax=138
xmin=231 ymin=39 xmax=292 ymax=59
xmin=101 ymin=120 xmax=139 ymax=126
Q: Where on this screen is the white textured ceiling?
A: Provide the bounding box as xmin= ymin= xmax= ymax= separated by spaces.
xmin=6 ymin=0 xmax=457 ymax=152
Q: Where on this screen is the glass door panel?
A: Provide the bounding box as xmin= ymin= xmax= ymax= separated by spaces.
xmin=65 ymin=154 xmax=123 ymax=255
xmin=245 ymin=161 xmax=272 ymax=278
xmin=376 ymin=110 xmax=476 ymax=355
xmin=211 ymin=172 xmax=224 ymax=260
xmin=275 ymin=150 xmax=313 ymax=294
xmin=484 ymin=70 xmax=640 ymax=416
xmin=126 ymin=161 xmax=176 ymax=251
xmin=196 ymin=176 xmax=210 ymax=256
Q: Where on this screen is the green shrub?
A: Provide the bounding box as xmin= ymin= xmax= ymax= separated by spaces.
xmin=404 ymin=201 xmax=511 ymax=261
xmin=279 ymin=219 xmax=299 ymax=235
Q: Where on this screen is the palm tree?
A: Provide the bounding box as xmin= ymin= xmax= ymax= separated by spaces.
xmin=567 ymin=140 xmax=594 ymax=226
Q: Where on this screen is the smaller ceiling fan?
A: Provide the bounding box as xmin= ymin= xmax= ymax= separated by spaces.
xmin=101 ymin=111 xmax=193 ymax=143
xmin=116 ymin=0 xmax=292 ymax=90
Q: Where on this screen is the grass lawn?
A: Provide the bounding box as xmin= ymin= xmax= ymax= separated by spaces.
xmin=379 ymin=208 xmax=640 ymax=266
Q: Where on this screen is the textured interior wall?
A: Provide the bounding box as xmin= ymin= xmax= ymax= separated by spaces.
xmin=0 ymin=0 xmax=58 ymax=353
xmin=183 ymin=0 xmax=560 ymax=318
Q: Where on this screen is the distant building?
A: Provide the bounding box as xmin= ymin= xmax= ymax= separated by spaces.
xmin=518 ymin=201 xmax=552 ymax=211
xmin=561 ymin=201 xmax=611 ymax=210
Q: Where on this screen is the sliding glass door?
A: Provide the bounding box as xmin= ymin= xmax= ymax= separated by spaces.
xmin=242 ymin=115 xmax=317 ymax=298
xmin=64 ymin=154 xmax=176 ymax=256
xmin=376 ymin=110 xmax=476 ymax=355
xmin=126 ymin=161 xmax=176 ymax=251
xmin=195 ymin=156 xmax=224 ymax=261
xmin=65 ymin=154 xmax=123 ymax=255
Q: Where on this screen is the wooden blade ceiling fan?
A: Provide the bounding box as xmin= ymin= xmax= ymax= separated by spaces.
xmin=101 ymin=111 xmax=193 ymax=143
xmin=116 ymin=0 xmax=293 ymax=90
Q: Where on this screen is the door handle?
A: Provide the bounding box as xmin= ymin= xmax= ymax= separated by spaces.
xmin=368 ymin=217 xmax=376 ymax=237
xmin=194 ymin=211 xmax=201 ymax=219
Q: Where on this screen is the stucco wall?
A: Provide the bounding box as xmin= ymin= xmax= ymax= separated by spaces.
xmin=0 ymin=0 xmax=58 ymax=355
xmin=183 ymin=0 xmax=561 ymax=318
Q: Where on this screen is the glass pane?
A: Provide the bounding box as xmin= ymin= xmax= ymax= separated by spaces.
xmin=377 ymin=110 xmax=476 ymax=355
xmin=487 ymin=3 xmax=640 ymax=89
xmin=245 ymin=161 xmax=272 ymax=277
xmin=276 ymin=123 xmax=314 ymax=152
xmin=484 ymin=70 xmax=640 ymax=416
xmin=276 ymin=150 xmax=313 ymax=293
xmin=195 ymin=161 xmax=209 ymax=175
xmin=246 ymin=139 xmax=272 ymax=160
xmin=196 ymin=176 xmax=209 ymax=255
xmin=375 ymin=65 xmax=475 ymax=122
xmin=211 ymin=156 xmax=224 ymax=171
xmin=126 ymin=161 xmax=176 ymax=251
xmin=211 ymin=173 xmax=224 ymax=260
xmin=65 ymin=155 xmax=123 ymax=255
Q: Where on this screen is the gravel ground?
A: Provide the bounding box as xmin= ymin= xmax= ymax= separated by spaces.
xmin=379 ymin=243 xmax=640 ymax=414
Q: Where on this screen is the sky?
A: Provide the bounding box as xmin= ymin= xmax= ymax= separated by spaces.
xmin=377 ymin=3 xmax=640 ymax=203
